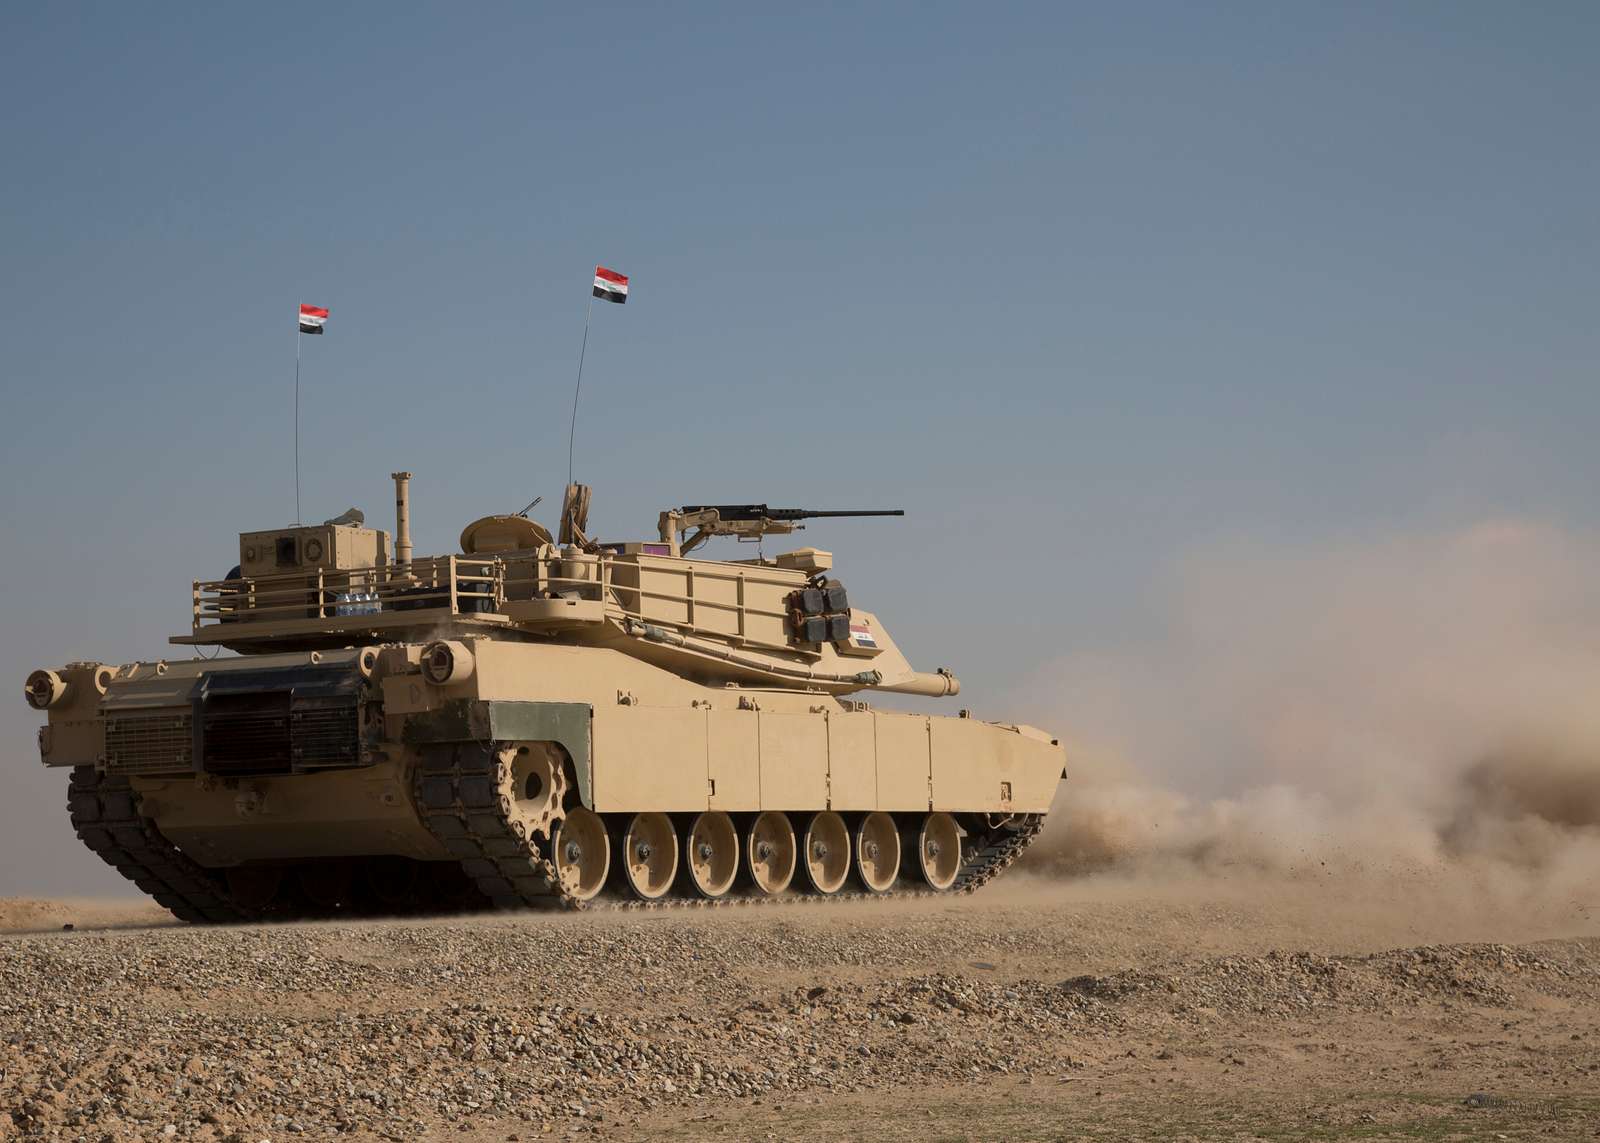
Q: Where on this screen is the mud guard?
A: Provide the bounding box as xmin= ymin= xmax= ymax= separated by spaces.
xmin=401 ymin=700 xmax=594 ymax=808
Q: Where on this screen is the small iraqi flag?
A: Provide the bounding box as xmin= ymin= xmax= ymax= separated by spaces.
xmin=298 ymin=303 xmax=329 ymax=334
xmin=592 ymin=266 xmax=628 ymax=304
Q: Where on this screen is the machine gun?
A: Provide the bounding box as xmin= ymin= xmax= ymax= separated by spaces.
xmin=659 ymin=504 xmax=904 ymax=554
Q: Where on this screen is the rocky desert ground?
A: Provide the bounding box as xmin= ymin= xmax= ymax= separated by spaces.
xmin=3 ymin=868 xmax=1597 ymax=1143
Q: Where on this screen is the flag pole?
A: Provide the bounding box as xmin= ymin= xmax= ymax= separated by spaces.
xmin=294 ymin=314 xmax=303 ymax=526
xmin=567 ymin=293 xmax=594 ymax=486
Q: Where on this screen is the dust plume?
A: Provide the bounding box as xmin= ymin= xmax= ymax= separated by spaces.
xmin=1020 ymin=519 xmax=1600 ymax=901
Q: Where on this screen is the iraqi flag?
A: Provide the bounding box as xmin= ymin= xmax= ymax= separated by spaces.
xmin=298 ymin=303 xmax=329 ymax=334
xmin=592 ymin=266 xmax=628 ymax=304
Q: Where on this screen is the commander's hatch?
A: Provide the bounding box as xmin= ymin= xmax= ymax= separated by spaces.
xmin=460 ymin=512 xmax=606 ymax=631
xmin=459 ymin=515 xmax=554 ymax=555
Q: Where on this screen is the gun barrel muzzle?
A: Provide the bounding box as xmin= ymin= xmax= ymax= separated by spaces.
xmin=872 ymin=669 xmax=960 ymax=698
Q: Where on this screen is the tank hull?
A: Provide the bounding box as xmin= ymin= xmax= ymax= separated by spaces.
xmin=37 ymin=640 xmax=1064 ymax=920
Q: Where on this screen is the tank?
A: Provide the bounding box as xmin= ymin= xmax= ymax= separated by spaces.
xmin=22 ymin=475 xmax=1066 ymax=919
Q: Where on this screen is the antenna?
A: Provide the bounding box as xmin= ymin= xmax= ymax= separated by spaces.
xmin=567 ymin=295 xmax=593 ymax=486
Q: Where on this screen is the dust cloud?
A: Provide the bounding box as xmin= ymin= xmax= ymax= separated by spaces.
xmin=1021 ymin=519 xmax=1600 ymax=911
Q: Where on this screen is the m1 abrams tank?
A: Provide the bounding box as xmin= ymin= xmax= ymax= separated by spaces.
xmin=23 ymin=475 xmax=1066 ymax=920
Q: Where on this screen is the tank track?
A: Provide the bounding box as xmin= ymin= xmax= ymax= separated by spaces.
xmin=411 ymin=742 xmax=568 ymax=909
xmin=66 ymin=766 xmax=248 ymax=924
xmin=412 ymin=741 xmax=1046 ymax=912
xmin=67 ymin=753 xmax=1045 ymax=923
xmin=67 ymin=766 xmax=487 ymax=924
xmin=950 ymin=812 xmax=1045 ymax=894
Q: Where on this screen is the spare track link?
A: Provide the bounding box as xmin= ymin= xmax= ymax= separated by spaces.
xmin=66 ymin=765 xmax=248 ymax=925
xmin=412 ymin=742 xmax=568 ymax=910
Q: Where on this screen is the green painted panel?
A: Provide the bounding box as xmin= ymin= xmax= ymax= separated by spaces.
xmin=488 ymin=701 xmax=593 ymax=808
xmin=402 ymin=699 xmax=593 ymax=807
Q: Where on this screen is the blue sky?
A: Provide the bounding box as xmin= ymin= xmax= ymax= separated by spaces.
xmin=2 ymin=3 xmax=1596 ymax=893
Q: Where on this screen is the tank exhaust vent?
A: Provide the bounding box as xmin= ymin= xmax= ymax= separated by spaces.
xmin=392 ymin=471 xmax=413 ymax=567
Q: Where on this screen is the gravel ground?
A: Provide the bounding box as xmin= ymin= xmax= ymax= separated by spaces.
xmin=2 ymin=876 xmax=1598 ymax=1141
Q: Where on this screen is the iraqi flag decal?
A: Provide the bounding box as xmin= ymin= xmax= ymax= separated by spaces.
xmin=592 ymin=266 xmax=629 ymax=304
xmin=298 ymin=304 xmax=329 ymax=334
xmin=848 ymin=620 xmax=879 ymax=649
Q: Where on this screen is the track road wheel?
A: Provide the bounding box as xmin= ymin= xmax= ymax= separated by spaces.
xmin=744 ymin=811 xmax=797 ymax=896
xmin=224 ymin=866 xmax=283 ymax=913
xmin=619 ymin=812 xmax=678 ymax=900
xmin=853 ymin=812 xmax=901 ymax=893
xmin=364 ymin=856 xmax=421 ymax=911
xmin=911 ymin=812 xmax=962 ymax=891
xmin=800 ymin=811 xmax=850 ymax=895
xmin=298 ymin=861 xmax=357 ymax=913
xmin=683 ymin=810 xmax=739 ymax=898
xmin=553 ymin=808 xmax=609 ymax=902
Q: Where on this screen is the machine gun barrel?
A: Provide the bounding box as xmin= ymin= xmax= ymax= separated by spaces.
xmin=680 ymin=505 xmax=905 ymax=522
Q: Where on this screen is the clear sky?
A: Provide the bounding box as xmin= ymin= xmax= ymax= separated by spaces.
xmin=2 ymin=3 xmax=1596 ymax=894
